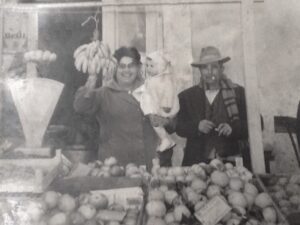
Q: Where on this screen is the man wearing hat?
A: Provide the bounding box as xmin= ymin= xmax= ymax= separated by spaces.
xmin=176 ymin=46 xmax=249 ymax=167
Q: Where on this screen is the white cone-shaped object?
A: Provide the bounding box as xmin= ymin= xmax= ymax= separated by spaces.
xmin=8 ymin=77 xmax=64 ymax=148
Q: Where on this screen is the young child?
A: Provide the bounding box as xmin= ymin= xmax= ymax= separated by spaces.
xmin=133 ymin=51 xmax=179 ymax=160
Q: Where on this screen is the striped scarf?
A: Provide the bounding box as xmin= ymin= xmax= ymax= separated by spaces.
xmin=200 ymin=75 xmax=240 ymax=122
xmin=220 ymin=78 xmax=240 ymax=122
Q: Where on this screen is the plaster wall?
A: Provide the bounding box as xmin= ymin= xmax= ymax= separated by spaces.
xmin=255 ymin=0 xmax=300 ymax=172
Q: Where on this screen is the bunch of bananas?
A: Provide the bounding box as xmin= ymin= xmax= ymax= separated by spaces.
xmin=24 ymin=50 xmax=57 ymax=63
xmin=73 ymin=40 xmax=117 ymax=77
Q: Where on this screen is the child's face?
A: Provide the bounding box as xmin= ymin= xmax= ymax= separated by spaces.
xmin=146 ymin=59 xmax=159 ymax=77
xmin=146 ymin=59 xmax=166 ymax=77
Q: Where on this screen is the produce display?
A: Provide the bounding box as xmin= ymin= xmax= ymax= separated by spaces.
xmin=66 ymin=157 xmax=151 ymax=180
xmin=0 ymin=191 xmax=141 ymax=225
xmin=151 ymin=159 xmax=253 ymax=184
xmin=0 ymin=155 xmax=294 ymax=225
xmin=145 ymin=159 xmax=287 ymax=225
xmin=41 ymin=191 xmax=141 ymax=225
xmin=261 ymin=174 xmax=300 ymax=216
xmin=88 ymin=158 xmax=150 ymax=179
xmin=0 ymin=143 xmax=295 ymax=225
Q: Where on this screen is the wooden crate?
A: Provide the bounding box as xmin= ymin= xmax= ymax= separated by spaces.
xmin=49 ymin=176 xmax=145 ymax=225
xmin=255 ymin=174 xmax=298 ymax=225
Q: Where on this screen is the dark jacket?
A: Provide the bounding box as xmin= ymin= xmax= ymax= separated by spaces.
xmin=176 ymin=84 xmax=248 ymax=166
xmin=74 ymin=79 xmax=158 ymax=168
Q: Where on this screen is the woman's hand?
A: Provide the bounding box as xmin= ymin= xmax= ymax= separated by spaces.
xmin=149 ymin=114 xmax=170 ymax=127
xmin=85 ymin=74 xmax=98 ymax=90
xmin=84 ymin=74 xmax=98 ymax=98
xmin=198 ymin=120 xmax=215 ymax=134
xmin=216 ymin=123 xmax=232 ymax=136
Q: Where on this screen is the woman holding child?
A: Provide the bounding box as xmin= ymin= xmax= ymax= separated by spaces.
xmin=74 ymin=46 xmax=175 ymax=168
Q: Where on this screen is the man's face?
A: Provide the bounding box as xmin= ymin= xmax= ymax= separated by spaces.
xmin=199 ymin=62 xmax=224 ymax=85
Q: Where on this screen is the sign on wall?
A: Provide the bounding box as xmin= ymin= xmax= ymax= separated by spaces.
xmin=3 ymin=11 xmax=28 ymax=53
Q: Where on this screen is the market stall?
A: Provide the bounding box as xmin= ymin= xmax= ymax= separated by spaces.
xmin=0 ymin=0 xmax=300 ymax=225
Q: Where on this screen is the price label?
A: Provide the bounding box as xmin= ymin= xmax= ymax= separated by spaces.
xmin=235 ymin=156 xmax=244 ymax=168
xmin=194 ymin=196 xmax=231 ymax=225
xmin=91 ymin=187 xmax=144 ymax=209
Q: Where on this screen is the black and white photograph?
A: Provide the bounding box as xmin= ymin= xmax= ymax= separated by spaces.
xmin=0 ymin=0 xmax=300 ymax=224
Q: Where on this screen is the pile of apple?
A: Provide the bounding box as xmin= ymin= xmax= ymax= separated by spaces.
xmin=145 ymin=159 xmax=286 ymax=225
xmin=87 ymin=157 xmax=151 ymax=179
xmin=31 ymin=190 xmax=140 ymax=225
xmin=263 ymin=174 xmax=300 ymax=216
xmin=151 ymin=159 xmax=253 ymax=185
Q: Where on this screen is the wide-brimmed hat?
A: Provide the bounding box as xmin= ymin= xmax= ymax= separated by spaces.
xmin=191 ymin=46 xmax=230 ymax=67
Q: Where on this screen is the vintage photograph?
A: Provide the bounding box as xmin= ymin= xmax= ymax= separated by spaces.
xmin=0 ymin=0 xmax=300 ymax=224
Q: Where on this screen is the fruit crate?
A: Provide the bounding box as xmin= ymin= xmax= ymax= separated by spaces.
xmin=143 ymin=171 xmax=289 ymax=225
xmin=0 ymin=149 xmax=62 ymax=193
xmin=48 ymin=177 xmax=146 ymax=225
xmin=255 ymin=174 xmax=294 ymax=225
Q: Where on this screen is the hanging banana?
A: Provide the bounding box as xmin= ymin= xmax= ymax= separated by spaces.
xmin=73 ymin=38 xmax=118 ymax=86
xmin=73 ymin=44 xmax=89 ymax=58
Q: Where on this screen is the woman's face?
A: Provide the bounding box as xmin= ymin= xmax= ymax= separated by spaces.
xmin=116 ymin=56 xmax=140 ymax=86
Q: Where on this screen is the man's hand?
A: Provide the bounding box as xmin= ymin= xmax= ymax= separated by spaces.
xmin=198 ymin=120 xmax=215 ymax=134
xmin=149 ymin=114 xmax=170 ymax=127
xmin=216 ymin=123 xmax=232 ymax=136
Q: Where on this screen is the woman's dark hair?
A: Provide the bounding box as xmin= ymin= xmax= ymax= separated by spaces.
xmin=113 ymin=46 xmax=141 ymax=65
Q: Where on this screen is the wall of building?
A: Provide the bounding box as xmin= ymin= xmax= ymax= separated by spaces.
xmin=255 ymin=0 xmax=300 ymax=172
